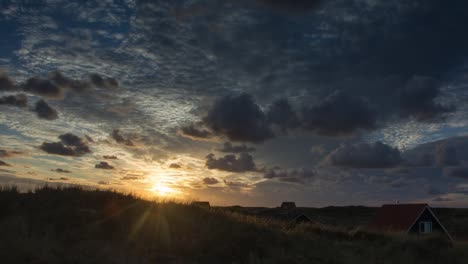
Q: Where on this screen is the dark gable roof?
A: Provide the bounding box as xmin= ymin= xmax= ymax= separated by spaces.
xmin=258 ymin=207 xmax=320 ymax=224
xmin=292 ymin=213 xmax=313 ymax=223
xmin=277 ymin=210 xmax=308 ymax=221
xmin=368 ymin=203 xmax=428 ymax=232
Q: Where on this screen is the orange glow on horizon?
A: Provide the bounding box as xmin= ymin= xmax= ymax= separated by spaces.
xmin=147 ymin=182 xmax=179 ymax=197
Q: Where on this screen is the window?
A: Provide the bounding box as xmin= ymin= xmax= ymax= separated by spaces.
xmin=419 ymin=221 xmax=432 ymax=234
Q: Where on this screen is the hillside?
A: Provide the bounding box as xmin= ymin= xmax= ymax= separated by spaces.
xmin=0 ymin=187 xmax=466 ymax=264
xmin=222 ymin=205 xmax=468 ymax=240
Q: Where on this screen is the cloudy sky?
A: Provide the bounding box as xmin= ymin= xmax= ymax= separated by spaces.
xmin=1 ymin=0 xmax=468 ymax=207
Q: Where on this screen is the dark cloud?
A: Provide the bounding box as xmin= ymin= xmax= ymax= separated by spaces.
xmin=0 ymin=160 xmax=10 ymax=166
xmin=39 ymin=133 xmax=91 ymax=157
xmin=59 ymin=133 xmax=83 ymax=146
xmin=39 ymin=142 xmax=77 ymax=156
xmin=58 ymin=134 xmax=91 ymax=155
xmin=203 ymin=177 xmax=219 ymax=185
xmin=52 ymin=168 xmax=71 ymax=173
xmin=34 ymin=99 xmax=58 ymax=120
xmin=0 ymin=94 xmax=27 ymax=107
xmin=12 ymin=72 xmax=118 ymax=99
xmin=264 ymin=167 xmax=315 ymax=183
xmin=398 ymin=76 xmax=455 ymax=121
xmin=111 ymin=129 xmax=134 ymax=146
xmin=95 ymin=161 xmax=114 ymax=170
xmin=22 ymin=77 xmax=63 ymax=99
xmin=97 ymin=181 xmax=109 ymax=185
xmin=49 ymin=71 xmax=91 ymax=92
xmin=217 ymin=142 xmax=256 ymax=153
xmin=169 ymin=163 xmax=181 ymax=169
xmin=89 ymin=74 xmax=119 ymax=89
xmin=301 ymin=91 xmax=377 ymax=136
xmin=103 ymin=155 xmax=118 ymax=160
xmin=203 ymin=94 xmax=273 ymax=143
xmin=444 ymin=167 xmax=468 ymax=180
xmin=179 ymin=125 xmax=213 ymax=140
xmin=0 ymin=74 xmax=17 ymax=91
xmin=206 ymin=153 xmax=258 ymax=172
xmin=266 ymin=99 xmax=299 ymax=131
xmin=326 ymin=141 xmax=402 ymax=168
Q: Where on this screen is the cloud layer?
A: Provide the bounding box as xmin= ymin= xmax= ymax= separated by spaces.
xmin=1 ymin=0 xmax=468 ymax=206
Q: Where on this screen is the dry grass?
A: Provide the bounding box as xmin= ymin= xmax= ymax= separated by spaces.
xmin=0 ymin=186 xmax=466 ymax=263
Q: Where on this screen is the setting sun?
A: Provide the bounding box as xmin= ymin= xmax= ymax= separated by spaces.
xmin=148 ymin=182 xmax=178 ymax=197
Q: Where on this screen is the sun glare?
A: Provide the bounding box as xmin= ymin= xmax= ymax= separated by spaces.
xmin=148 ymin=182 xmax=177 ymax=197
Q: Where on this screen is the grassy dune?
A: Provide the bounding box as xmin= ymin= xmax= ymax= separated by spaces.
xmin=0 ymin=187 xmax=466 ymax=264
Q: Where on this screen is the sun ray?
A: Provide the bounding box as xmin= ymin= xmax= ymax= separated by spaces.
xmin=147 ymin=182 xmax=179 ymax=197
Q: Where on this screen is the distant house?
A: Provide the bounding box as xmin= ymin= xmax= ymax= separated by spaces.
xmin=271 ymin=210 xmax=315 ymax=224
xmin=224 ymin=204 xmax=320 ymax=225
xmin=368 ymin=204 xmax=452 ymax=240
xmin=278 ymin=202 xmax=316 ymax=224
xmin=292 ymin=213 xmax=313 ymax=224
xmin=192 ymin=201 xmax=210 ymax=209
xmin=280 ymin=202 xmax=296 ymax=209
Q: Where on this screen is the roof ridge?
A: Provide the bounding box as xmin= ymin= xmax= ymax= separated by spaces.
xmin=381 ymin=203 xmax=428 ymax=206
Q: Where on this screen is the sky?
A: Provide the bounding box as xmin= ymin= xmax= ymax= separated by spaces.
xmin=1 ymin=0 xmax=468 ymax=207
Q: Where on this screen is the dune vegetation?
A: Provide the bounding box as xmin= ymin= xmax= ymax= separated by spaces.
xmin=0 ymin=186 xmax=466 ymax=264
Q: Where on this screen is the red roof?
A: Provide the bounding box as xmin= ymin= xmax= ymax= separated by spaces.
xmin=368 ymin=204 xmax=428 ymax=232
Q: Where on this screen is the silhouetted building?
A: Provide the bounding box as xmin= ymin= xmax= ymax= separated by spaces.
xmin=292 ymin=213 xmax=313 ymax=224
xmin=262 ymin=209 xmax=315 ymax=224
xmin=224 ymin=204 xmax=321 ymax=225
xmin=368 ymin=203 xmax=452 ymax=240
xmin=280 ymin=202 xmax=296 ymax=209
xmin=277 ymin=202 xmax=314 ymax=224
xmin=192 ymin=201 xmax=210 ymax=209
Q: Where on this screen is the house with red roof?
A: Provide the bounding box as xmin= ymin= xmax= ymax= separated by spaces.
xmin=368 ymin=204 xmax=452 ymax=240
